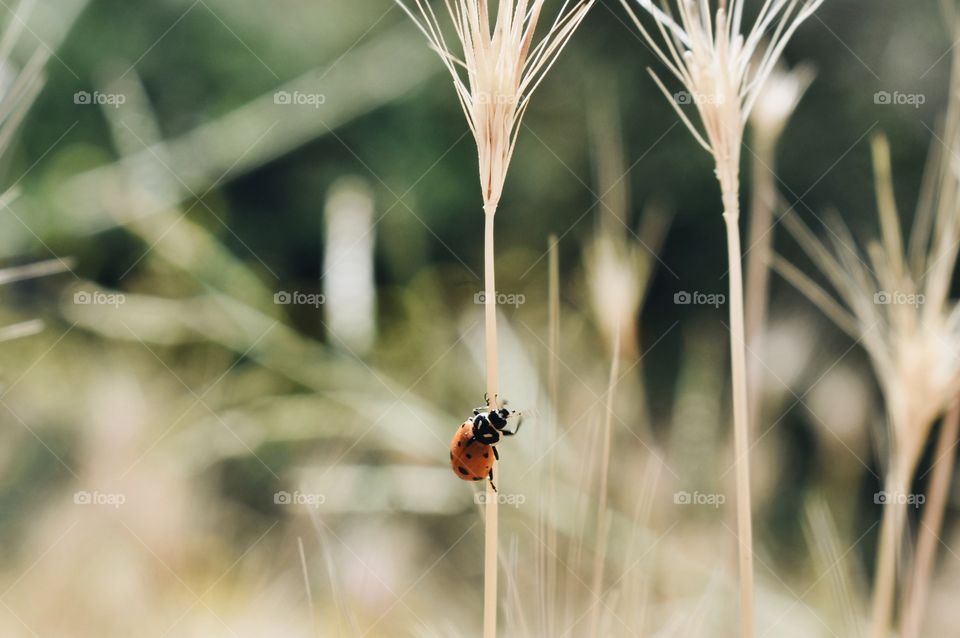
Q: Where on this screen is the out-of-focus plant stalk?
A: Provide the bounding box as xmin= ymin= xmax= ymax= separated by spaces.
xmin=744 ymin=132 xmax=778 ymax=428
xmin=323 ymin=178 xmax=377 ymax=356
xmin=870 ymin=462 xmax=909 ymax=638
xmin=588 ymin=327 xmax=620 ymax=637
xmin=901 ymin=399 xmax=960 ymax=638
xmin=776 ymin=127 xmax=960 ymax=638
xmin=545 ymin=233 xmax=559 ymax=637
xmin=745 ymin=63 xmax=814 ymax=430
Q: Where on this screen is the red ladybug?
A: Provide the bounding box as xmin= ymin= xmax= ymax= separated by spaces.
xmin=449 ymin=401 xmax=521 ymax=491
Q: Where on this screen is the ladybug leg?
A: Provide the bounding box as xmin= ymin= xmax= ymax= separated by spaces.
xmin=501 ymin=416 xmax=523 ymax=436
xmin=488 ymin=471 xmax=497 ymax=492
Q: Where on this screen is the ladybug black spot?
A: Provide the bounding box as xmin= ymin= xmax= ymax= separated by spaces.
xmin=473 ymin=477 xmax=483 ymax=481
xmin=466 ymin=453 xmax=472 ymax=459
xmin=483 ymin=452 xmax=489 ymax=458
xmin=458 ymin=466 xmax=469 ymax=475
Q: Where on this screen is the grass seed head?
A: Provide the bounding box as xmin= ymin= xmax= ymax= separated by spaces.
xmin=396 ymin=0 xmax=596 ymax=210
xmin=749 ymin=60 xmax=815 ymax=147
xmin=778 ymin=127 xmax=960 ymax=477
xmin=620 ymin=0 xmax=824 ymax=198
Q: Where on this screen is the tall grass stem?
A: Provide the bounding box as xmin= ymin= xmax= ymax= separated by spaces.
xmin=724 ymin=195 xmax=755 ymax=638
xmin=588 ymin=328 xmax=621 ymax=636
xmin=901 ymin=399 xmax=960 ymax=638
xmin=483 ymin=204 xmax=499 ymax=638
xmin=546 ymin=234 xmax=560 ymax=637
xmin=870 ymin=469 xmax=908 ymax=638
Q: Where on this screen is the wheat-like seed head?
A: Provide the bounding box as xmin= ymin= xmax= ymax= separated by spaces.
xmin=777 ymin=206 xmax=960 ymax=482
xmin=396 ymin=0 xmax=595 ymax=211
xmin=620 ymin=0 xmax=823 ymax=198
xmin=749 ymin=60 xmax=814 ymax=147
xmin=775 ymin=55 xmax=960 ymax=476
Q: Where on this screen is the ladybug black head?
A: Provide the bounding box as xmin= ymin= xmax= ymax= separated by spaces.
xmin=488 ymin=408 xmax=511 ymax=430
xmin=471 ymin=414 xmax=501 ymax=445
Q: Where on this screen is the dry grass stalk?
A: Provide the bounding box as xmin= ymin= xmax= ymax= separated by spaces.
xmin=804 ymin=500 xmax=865 ymax=637
xmin=395 ymin=3 xmax=595 ymax=636
xmin=775 ymin=56 xmax=960 ymax=633
xmin=396 ymin=0 xmax=596 ymax=212
xmin=585 ymin=83 xmax=673 ymax=363
xmin=745 ymin=61 xmax=814 ymax=429
xmin=585 ymin=84 xmax=673 ymax=441
xmin=545 ymin=233 xmax=560 ymax=637
xmin=296 ymin=536 xmax=322 ymax=638
xmin=901 ymin=399 xmax=960 ymax=638
xmin=776 ymin=144 xmax=960 ymax=637
xmin=618 ymin=1 xmax=824 ymax=635
xmin=588 ymin=327 xmax=620 ymax=637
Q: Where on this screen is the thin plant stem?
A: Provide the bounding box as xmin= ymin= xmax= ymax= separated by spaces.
xmin=744 ymin=135 xmax=777 ymax=431
xmin=296 ymin=537 xmax=321 ymax=638
xmin=870 ymin=467 xmax=909 ymax=638
xmin=723 ymin=186 xmax=756 ymax=638
xmin=483 ymin=204 xmax=499 ymax=638
xmin=588 ymin=327 xmax=621 ymax=637
xmin=613 ymin=0 xmax=823 ymax=625
xmin=901 ymin=399 xmax=960 ymax=638
xmin=546 ymin=234 xmax=560 ymax=638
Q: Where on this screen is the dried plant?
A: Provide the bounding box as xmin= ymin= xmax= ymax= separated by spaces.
xmin=584 ymin=83 xmax=672 ymax=362
xmin=749 ymin=60 xmax=816 ymax=151
xmin=618 ymin=0 xmax=824 ymax=635
xmin=396 ymin=0 xmax=595 ymax=213
xmin=745 ymin=62 xmax=814 ymax=431
xmin=395 ymin=2 xmax=595 ymax=636
xmin=774 ymin=50 xmax=960 ymax=634
xmin=619 ymin=0 xmax=823 ymax=203
xmin=584 ymin=219 xmax=667 ymax=359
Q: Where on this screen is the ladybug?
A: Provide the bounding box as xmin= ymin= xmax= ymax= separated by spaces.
xmin=449 ymin=399 xmax=521 ymax=492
